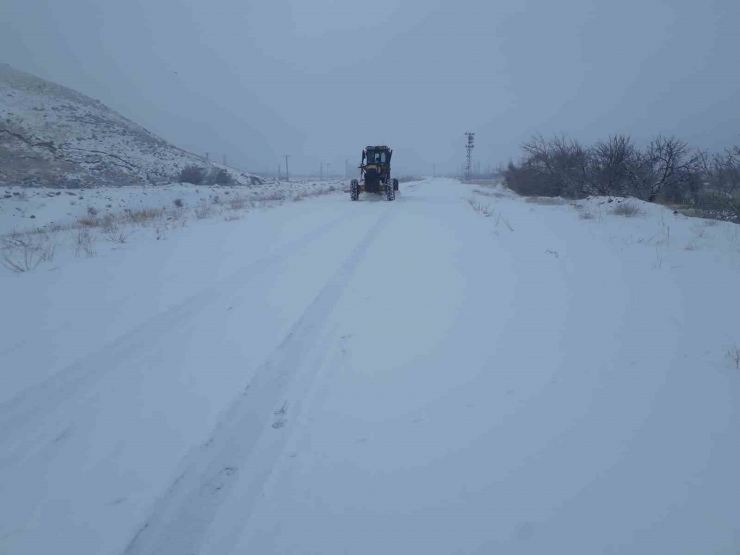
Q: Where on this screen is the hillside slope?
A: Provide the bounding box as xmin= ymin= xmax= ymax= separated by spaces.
xmin=0 ymin=64 xmax=262 ymax=188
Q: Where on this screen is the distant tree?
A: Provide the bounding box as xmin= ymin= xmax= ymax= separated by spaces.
xmin=625 ymin=136 xmax=702 ymax=203
xmin=586 ymin=135 xmax=635 ymax=196
xmin=520 ymin=134 xmax=589 ymax=198
xmin=696 ymin=146 xmax=740 ymax=223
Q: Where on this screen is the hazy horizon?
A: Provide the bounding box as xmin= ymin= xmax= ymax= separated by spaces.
xmin=2 ymin=0 xmax=739 ymax=176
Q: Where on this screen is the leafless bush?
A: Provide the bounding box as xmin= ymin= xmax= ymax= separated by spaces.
xmin=728 ymin=344 xmax=740 ymax=370
xmin=87 ymin=206 xmax=99 ymax=217
xmin=155 ymin=226 xmax=166 ymax=240
xmin=47 ymin=221 xmax=71 ymax=233
xmin=474 ymin=189 xmax=506 ymax=198
xmin=579 ymin=210 xmax=596 ymax=220
xmin=73 ymin=227 xmax=96 ymax=258
xmin=494 ymin=213 xmax=514 ymax=232
xmin=693 ymin=147 xmax=740 ymax=223
xmin=585 ymin=135 xmax=635 ymax=196
xmin=1 ymin=234 xmax=56 ymax=273
xmin=179 ymin=165 xmax=206 ymax=185
xmin=256 ymin=191 xmax=286 ymax=202
xmin=207 ymin=168 xmax=233 ymax=185
xmin=77 ymin=214 xmax=100 ymax=227
xmin=105 ymin=228 xmax=130 ymax=244
xmin=173 ymin=198 xmax=184 ymax=208
xmin=520 ymin=134 xmax=590 ymax=198
xmin=610 ymin=202 xmax=642 ymax=217
xmin=194 ymin=203 xmax=213 ymax=220
xmin=466 ymin=197 xmax=495 ymax=217
xmin=212 ymin=195 xmax=221 ymax=205
xmin=625 ymin=136 xmax=703 ymax=203
xmin=503 ymin=133 xmax=706 ymax=204
xmin=224 ymin=214 xmax=242 ymax=222
xmin=525 ymin=197 xmax=566 ymax=206
xmin=124 ymin=207 xmax=163 ymax=225
xmin=228 ymin=197 xmax=247 ymax=210
xmin=99 ymin=214 xmax=117 ymax=233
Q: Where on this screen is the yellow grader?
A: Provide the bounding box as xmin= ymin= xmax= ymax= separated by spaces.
xmin=350 ymin=145 xmax=399 ymax=201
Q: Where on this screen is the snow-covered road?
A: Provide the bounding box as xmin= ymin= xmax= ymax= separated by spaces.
xmin=1 ymin=179 xmax=739 ymax=554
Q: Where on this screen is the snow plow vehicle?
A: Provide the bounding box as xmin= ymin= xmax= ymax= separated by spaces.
xmin=350 ymin=145 xmax=399 ymax=201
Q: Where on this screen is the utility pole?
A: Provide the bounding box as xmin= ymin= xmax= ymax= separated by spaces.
xmin=464 ymin=132 xmax=475 ymax=182
xmin=320 ymin=162 xmax=323 ymax=179
xmin=205 ymin=152 xmax=210 ymax=162
xmin=278 ymin=163 xmax=281 ymax=181
xmin=223 ymin=154 xmax=227 ymax=166
xmin=284 ymin=155 xmax=290 ymax=182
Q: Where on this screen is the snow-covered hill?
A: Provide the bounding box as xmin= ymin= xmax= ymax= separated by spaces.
xmin=0 ymin=63 xmax=262 ymax=188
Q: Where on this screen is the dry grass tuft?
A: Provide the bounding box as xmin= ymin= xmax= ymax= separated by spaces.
xmin=525 ymin=197 xmax=566 ymax=206
xmin=610 ymin=202 xmax=642 ymax=217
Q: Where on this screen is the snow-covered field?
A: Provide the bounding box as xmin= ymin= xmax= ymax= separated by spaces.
xmin=1 ymin=179 xmax=738 ymax=554
xmin=0 ymin=179 xmax=346 ymax=235
xmin=0 ymin=179 xmax=345 ymax=236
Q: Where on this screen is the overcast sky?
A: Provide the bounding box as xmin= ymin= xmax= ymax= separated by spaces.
xmin=2 ymin=0 xmax=739 ymax=176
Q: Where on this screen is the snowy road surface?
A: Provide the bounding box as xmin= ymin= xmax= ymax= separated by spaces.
xmin=1 ymin=179 xmax=739 ymax=554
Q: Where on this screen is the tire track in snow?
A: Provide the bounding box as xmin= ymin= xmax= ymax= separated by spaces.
xmin=123 ymin=206 xmax=394 ymax=555
xmin=0 ymin=207 xmax=361 ymax=444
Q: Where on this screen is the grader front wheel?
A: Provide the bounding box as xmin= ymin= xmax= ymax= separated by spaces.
xmin=386 ymin=180 xmax=395 ymax=201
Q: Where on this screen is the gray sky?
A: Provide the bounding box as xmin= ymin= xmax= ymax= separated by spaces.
xmin=2 ymin=0 xmax=739 ymax=176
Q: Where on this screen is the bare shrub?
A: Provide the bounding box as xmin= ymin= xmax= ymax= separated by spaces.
xmin=207 ymin=168 xmax=233 ymax=185
xmin=728 ymin=344 xmax=740 ymax=370
xmin=87 ymin=206 xmax=99 ymax=217
xmin=579 ymin=210 xmax=596 ymax=220
xmin=520 ymin=134 xmax=590 ymax=198
xmin=125 ymin=207 xmax=163 ymax=225
xmin=173 ymin=198 xmax=184 ymax=208
xmin=256 ymin=191 xmax=286 ymax=202
xmin=625 ymin=136 xmax=703 ymax=203
xmin=610 ymin=202 xmax=642 ymax=217
xmin=99 ymin=214 xmax=117 ymax=233
xmin=73 ymin=227 xmax=96 ymax=258
xmin=587 ymin=135 xmax=635 ymax=196
xmin=77 ymin=214 xmax=100 ymax=227
xmin=525 ymin=197 xmax=566 ymax=206
xmin=466 ymin=197 xmax=495 ymax=217
xmin=155 ymin=226 xmax=166 ymax=240
xmin=47 ymin=221 xmax=71 ymax=233
xmin=1 ymin=234 xmax=56 ymax=273
xmin=228 ymin=197 xmax=247 ymax=210
xmin=224 ymin=214 xmax=242 ymax=222
xmin=474 ymin=189 xmax=506 ymax=198
xmin=494 ymin=213 xmax=514 ymax=231
xmin=105 ymin=228 xmax=130 ymax=244
xmin=694 ymin=147 xmax=740 ymax=224
xmin=179 ymin=165 xmax=206 ymax=185
xmin=212 ymin=195 xmax=221 ymax=205
xmin=194 ymin=203 xmax=213 ymax=220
